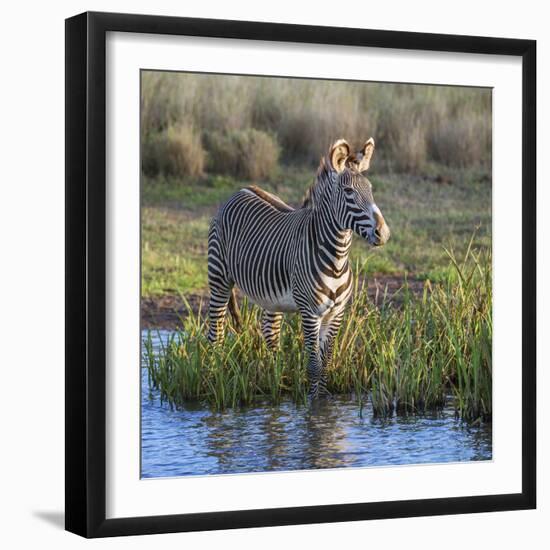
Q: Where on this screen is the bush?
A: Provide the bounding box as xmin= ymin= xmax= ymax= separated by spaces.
xmin=428 ymin=115 xmax=492 ymax=168
xmin=141 ymin=72 xmax=493 ymax=174
xmin=375 ymin=99 xmax=428 ymax=173
xmin=250 ymin=92 xmax=284 ymax=131
xmin=142 ymin=125 xmax=205 ymax=178
xmin=276 ymin=109 xmax=320 ymax=165
xmin=205 ymin=129 xmax=280 ymax=180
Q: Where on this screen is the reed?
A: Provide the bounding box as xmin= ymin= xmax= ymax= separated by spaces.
xmin=144 ymin=243 xmax=492 ymax=421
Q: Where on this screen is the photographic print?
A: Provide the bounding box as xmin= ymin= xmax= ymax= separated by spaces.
xmin=140 ymin=70 xmax=493 ymax=479
xmin=65 ymin=13 xmax=536 ymax=536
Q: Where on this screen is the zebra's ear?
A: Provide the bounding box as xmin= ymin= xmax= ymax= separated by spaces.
xmin=356 ymin=138 xmax=375 ymax=172
xmin=329 ymin=139 xmax=351 ymax=173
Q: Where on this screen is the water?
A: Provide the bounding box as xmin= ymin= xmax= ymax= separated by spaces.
xmin=141 ymin=331 xmax=492 ymax=479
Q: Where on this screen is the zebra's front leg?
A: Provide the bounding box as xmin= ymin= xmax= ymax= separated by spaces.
xmin=300 ymin=312 xmax=324 ymax=399
xmin=261 ymin=310 xmax=283 ymax=351
xmin=318 ymin=309 xmax=346 ymax=394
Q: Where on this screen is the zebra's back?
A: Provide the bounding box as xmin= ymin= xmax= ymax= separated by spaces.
xmin=212 ymin=187 xmax=308 ymax=312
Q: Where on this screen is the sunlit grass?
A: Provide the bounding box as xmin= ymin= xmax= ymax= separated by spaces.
xmin=144 ymin=243 xmax=491 ymax=421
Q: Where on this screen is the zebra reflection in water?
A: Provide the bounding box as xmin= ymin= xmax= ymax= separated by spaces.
xmin=201 ymin=400 xmax=349 ymax=474
xmin=207 ymin=138 xmax=390 ymax=398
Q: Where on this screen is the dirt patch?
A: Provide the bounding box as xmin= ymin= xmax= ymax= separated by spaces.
xmin=141 ymin=293 xmax=207 ymax=329
xmin=141 ymin=275 xmax=427 ymax=330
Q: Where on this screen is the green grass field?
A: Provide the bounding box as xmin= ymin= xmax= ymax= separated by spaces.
xmin=141 ymin=165 xmax=491 ymax=298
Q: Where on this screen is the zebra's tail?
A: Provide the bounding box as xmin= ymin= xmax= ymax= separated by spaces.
xmin=227 ymin=287 xmax=242 ymax=332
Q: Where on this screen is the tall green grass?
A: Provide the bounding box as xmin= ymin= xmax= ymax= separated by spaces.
xmin=144 ymin=244 xmax=491 ymax=421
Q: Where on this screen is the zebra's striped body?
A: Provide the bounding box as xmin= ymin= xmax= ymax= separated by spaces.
xmin=208 ymin=138 xmax=390 ymax=397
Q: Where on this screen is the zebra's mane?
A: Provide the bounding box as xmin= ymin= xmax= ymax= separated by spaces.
xmin=301 ymin=185 xmax=315 ymax=209
xmin=246 ymin=185 xmax=294 ymax=213
xmin=301 ymin=157 xmax=332 ymax=209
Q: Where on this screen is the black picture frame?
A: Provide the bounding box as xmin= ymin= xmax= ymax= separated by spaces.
xmin=65 ymin=11 xmax=537 ymax=538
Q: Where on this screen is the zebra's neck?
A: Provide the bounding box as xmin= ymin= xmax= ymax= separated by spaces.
xmin=310 ymin=201 xmax=353 ymax=275
xmin=302 ymin=160 xmax=353 ymax=274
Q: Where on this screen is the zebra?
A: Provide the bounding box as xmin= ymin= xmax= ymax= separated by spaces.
xmin=207 ymin=138 xmax=391 ymax=398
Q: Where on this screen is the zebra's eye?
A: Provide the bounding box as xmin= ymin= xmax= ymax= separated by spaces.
xmin=343 ymin=187 xmax=355 ymax=195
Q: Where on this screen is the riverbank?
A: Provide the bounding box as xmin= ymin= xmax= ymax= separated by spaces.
xmin=140 ymin=273 xmax=426 ymax=329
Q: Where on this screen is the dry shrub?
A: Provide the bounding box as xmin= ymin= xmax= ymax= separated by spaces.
xmin=250 ymin=90 xmax=284 ymax=131
xmin=390 ymin=120 xmax=427 ymax=173
xmin=377 ymin=104 xmax=428 ymax=173
xmin=428 ymin=115 xmax=492 ymax=168
xmin=141 ymin=72 xmax=492 ymax=174
xmin=205 ymin=129 xmax=280 ymax=180
xmin=276 ymin=109 xmax=321 ymax=164
xmin=141 ymin=73 xmax=193 ymax=133
xmin=141 ymin=133 xmax=164 ymax=176
xmin=142 ymin=125 xmax=205 ymax=178
xmin=277 ymin=109 xmax=370 ymax=166
xmin=275 ymin=81 xmax=373 ymax=166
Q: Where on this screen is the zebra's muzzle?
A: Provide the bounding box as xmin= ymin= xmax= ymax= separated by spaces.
xmin=372 ymin=208 xmax=390 ymax=246
xmin=372 ymin=222 xmax=391 ymax=246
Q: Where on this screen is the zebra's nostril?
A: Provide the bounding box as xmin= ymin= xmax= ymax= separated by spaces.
xmin=374 ymin=228 xmax=381 ymax=239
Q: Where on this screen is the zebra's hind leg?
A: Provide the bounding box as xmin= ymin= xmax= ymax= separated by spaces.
xmin=207 ymin=217 xmax=232 ymax=345
xmin=261 ymin=311 xmax=283 ymax=350
xmin=207 ymin=282 xmax=233 ymax=345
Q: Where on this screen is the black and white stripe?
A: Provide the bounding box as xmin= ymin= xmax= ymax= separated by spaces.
xmin=207 ymin=138 xmax=390 ymax=398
